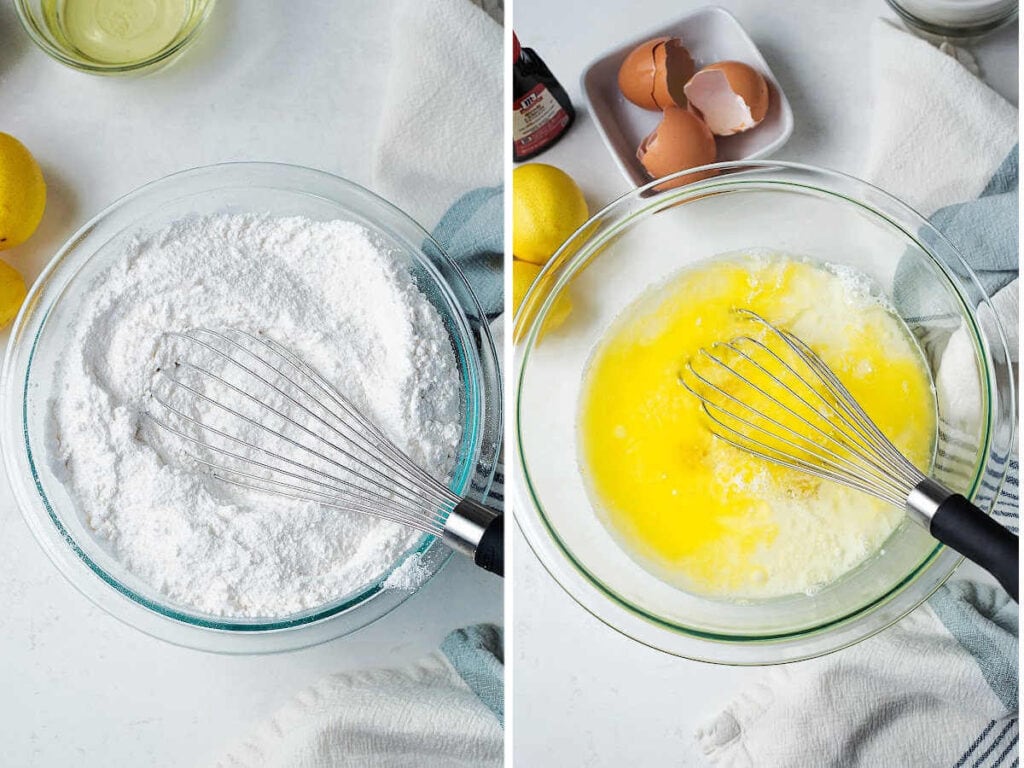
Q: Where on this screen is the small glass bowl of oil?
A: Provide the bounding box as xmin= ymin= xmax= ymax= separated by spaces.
xmin=15 ymin=0 xmax=216 ymax=75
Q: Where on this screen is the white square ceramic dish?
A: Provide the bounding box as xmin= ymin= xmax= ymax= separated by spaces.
xmin=581 ymin=6 xmax=794 ymax=188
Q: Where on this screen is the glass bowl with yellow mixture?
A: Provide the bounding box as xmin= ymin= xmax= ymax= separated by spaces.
xmin=16 ymin=0 xmax=216 ymax=75
xmin=513 ymin=162 xmax=1015 ymax=664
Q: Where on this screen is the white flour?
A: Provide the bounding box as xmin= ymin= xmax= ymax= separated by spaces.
xmin=47 ymin=214 xmax=463 ymax=618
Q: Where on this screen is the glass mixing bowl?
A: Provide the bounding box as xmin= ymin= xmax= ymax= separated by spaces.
xmin=15 ymin=0 xmax=216 ymax=75
xmin=514 ymin=161 xmax=1014 ymax=665
xmin=1 ymin=162 xmax=502 ymax=653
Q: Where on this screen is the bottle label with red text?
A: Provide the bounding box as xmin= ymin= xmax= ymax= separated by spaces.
xmin=514 ymin=84 xmax=570 ymax=157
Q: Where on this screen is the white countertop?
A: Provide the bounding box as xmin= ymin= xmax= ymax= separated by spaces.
xmin=0 ymin=2 xmax=501 ymax=765
xmin=510 ymin=1 xmax=1017 ymax=765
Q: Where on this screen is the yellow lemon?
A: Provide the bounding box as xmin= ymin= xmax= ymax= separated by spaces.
xmin=0 ymin=133 xmax=46 ymax=251
xmin=512 ymin=258 xmax=571 ymax=332
xmin=512 ymin=163 xmax=588 ymax=266
xmin=0 ymin=259 xmax=27 ymax=329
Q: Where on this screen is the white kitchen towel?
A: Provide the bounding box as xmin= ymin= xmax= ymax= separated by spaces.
xmin=863 ymin=20 xmax=1018 ymax=219
xmin=211 ymin=626 xmax=503 ymax=768
xmin=372 ymin=0 xmax=505 ymax=347
xmin=370 ymin=0 xmax=503 ymax=230
xmin=698 ymin=19 xmax=1019 ymax=768
xmin=697 ymin=583 xmax=1018 ymax=768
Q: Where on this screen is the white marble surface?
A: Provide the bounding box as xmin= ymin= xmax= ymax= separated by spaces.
xmin=510 ymin=1 xmax=1017 ymax=765
xmin=0 ymin=2 xmax=501 ymax=765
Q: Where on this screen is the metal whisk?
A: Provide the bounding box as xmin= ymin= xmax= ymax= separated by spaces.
xmin=681 ymin=309 xmax=1017 ymax=601
xmin=146 ymin=328 xmax=503 ymax=577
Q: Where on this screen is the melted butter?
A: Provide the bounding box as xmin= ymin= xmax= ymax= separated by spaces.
xmin=578 ymin=255 xmax=936 ymax=598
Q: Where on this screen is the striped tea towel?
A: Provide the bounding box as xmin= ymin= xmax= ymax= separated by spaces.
xmin=698 ymin=19 xmax=1018 ymax=768
xmin=697 ymin=583 xmax=1017 ymax=768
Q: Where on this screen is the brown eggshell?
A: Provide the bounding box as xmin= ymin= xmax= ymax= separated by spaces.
xmin=636 ymin=108 xmax=717 ymax=190
xmin=617 ymin=37 xmax=669 ymax=110
xmin=683 ymin=61 xmax=769 ymax=136
xmin=651 ymin=38 xmax=695 ymax=110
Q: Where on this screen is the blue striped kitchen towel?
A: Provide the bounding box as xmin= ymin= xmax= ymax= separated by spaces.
xmin=917 ymin=142 xmax=1019 ymax=768
xmin=863 ymin=26 xmax=1019 ymax=768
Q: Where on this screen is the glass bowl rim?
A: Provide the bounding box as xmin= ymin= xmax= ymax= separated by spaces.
xmin=513 ymin=159 xmax=1015 ymax=663
xmin=13 ymin=0 xmax=218 ymax=74
xmin=884 ymin=0 xmax=1018 ymax=39
xmin=1 ymin=161 xmax=502 ymax=646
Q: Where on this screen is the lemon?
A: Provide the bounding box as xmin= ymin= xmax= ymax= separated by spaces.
xmin=513 ymin=258 xmax=571 ymax=332
xmin=512 ymin=163 xmax=588 ymax=266
xmin=0 ymin=259 xmax=27 ymax=329
xmin=0 ymin=133 xmax=46 ymax=251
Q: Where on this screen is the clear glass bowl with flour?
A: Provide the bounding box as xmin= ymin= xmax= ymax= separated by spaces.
xmin=514 ymin=162 xmax=1015 ymax=664
xmin=1 ymin=163 xmax=502 ymax=653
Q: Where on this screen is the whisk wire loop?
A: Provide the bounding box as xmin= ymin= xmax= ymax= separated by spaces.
xmin=697 ymin=398 xmax=909 ymax=503
xmin=702 ymin=335 xmax=918 ymax=500
xmin=231 ymin=329 xmax=458 ymax=510
xmin=686 ymin=373 xmax=911 ymax=506
xmin=146 ymin=328 xmax=460 ymax=536
xmin=701 ymin=422 xmax=905 ymax=505
xmin=167 ymin=359 xmax=438 ymax=513
xmin=167 ymin=330 xmax=455 ymax=511
xmin=768 ymin=323 xmax=925 ymax=489
xmin=205 ymin=331 xmax=438 ymax=483
xmin=205 ymin=471 xmax=444 ymax=533
xmin=703 ymin=341 xmax=879 ymax=464
xmin=683 ymin=310 xmax=927 ymax=507
xmin=255 ymin=334 xmax=435 ymax=485
xmin=148 ymin=395 xmax=446 ymax=530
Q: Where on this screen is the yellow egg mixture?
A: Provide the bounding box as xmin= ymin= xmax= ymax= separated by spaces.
xmin=578 ymin=254 xmax=936 ymax=599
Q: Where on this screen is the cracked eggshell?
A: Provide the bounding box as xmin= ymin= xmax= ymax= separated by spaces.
xmin=637 ymin=107 xmax=717 ymax=190
xmin=651 ymin=38 xmax=695 ymax=110
xmin=618 ymin=37 xmax=668 ymax=110
xmin=683 ymin=61 xmax=769 ymax=136
xmin=617 ymin=37 xmax=694 ymax=111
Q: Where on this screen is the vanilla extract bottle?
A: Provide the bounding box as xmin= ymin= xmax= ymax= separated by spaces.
xmin=512 ymin=32 xmax=576 ymax=161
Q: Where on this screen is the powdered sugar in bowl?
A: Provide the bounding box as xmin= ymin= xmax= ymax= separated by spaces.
xmin=1 ymin=163 xmax=501 ymax=653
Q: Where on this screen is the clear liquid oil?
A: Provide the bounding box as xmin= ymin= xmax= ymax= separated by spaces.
xmin=43 ymin=0 xmax=194 ymax=65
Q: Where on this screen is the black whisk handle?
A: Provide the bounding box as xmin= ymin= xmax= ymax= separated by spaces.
xmin=444 ymin=498 xmax=504 ymax=578
xmin=930 ymin=494 xmax=1018 ymax=602
xmin=474 ymin=514 xmax=504 ymax=577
